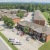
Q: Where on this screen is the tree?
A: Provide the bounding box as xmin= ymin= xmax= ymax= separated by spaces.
xmin=16 ymin=10 xmax=24 ymax=18
xmin=0 ymin=3 xmax=50 ymax=12
xmin=2 ymin=16 xmax=15 ymax=28
xmin=23 ymin=27 xmax=29 ymax=34
xmin=48 ymin=17 xmax=50 ymax=25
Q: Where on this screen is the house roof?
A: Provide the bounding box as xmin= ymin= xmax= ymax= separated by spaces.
xmin=34 ymin=10 xmax=45 ymax=20
xmin=18 ymin=21 xmax=50 ymax=35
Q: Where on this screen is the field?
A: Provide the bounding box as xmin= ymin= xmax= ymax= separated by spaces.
xmin=43 ymin=12 xmax=50 ymax=21
xmin=39 ymin=41 xmax=50 ymax=50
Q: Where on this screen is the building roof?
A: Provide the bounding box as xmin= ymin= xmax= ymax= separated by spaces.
xmin=1 ymin=13 xmax=19 ymax=19
xmin=19 ymin=21 xmax=41 ymax=29
xmin=34 ymin=10 xmax=45 ymax=20
xmin=18 ymin=21 xmax=50 ymax=35
xmin=0 ymin=9 xmax=27 ymax=19
xmin=44 ymin=27 xmax=50 ymax=35
xmin=34 ymin=26 xmax=47 ymax=33
xmin=18 ymin=21 xmax=27 ymax=26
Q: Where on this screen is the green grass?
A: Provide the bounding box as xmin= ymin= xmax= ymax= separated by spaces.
xmin=0 ymin=32 xmax=18 ymax=50
xmin=39 ymin=41 xmax=50 ymax=50
xmin=43 ymin=12 xmax=50 ymax=21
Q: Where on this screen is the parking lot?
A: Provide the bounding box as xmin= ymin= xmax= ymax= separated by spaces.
xmin=0 ymin=37 xmax=12 ymax=50
xmin=1 ymin=28 xmax=43 ymax=50
xmin=0 ymin=21 xmax=43 ymax=50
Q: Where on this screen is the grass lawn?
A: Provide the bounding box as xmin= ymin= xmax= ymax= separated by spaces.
xmin=43 ymin=12 xmax=50 ymax=21
xmin=39 ymin=41 xmax=50 ymax=50
xmin=0 ymin=32 xmax=18 ymax=50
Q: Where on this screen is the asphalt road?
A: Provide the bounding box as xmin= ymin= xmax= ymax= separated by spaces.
xmin=0 ymin=38 xmax=10 ymax=50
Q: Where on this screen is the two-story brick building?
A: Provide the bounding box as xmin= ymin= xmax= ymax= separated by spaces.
xmin=18 ymin=21 xmax=50 ymax=42
xmin=17 ymin=10 xmax=50 ymax=42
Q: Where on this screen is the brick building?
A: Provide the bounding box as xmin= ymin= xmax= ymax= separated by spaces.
xmin=18 ymin=21 xmax=50 ymax=42
xmin=33 ymin=10 xmax=46 ymax=26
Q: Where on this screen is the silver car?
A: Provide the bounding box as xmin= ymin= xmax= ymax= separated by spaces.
xmin=8 ymin=38 xmax=15 ymax=42
xmin=12 ymin=40 xmax=22 ymax=45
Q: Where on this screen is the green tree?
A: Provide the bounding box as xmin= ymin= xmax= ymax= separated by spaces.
xmin=23 ymin=27 xmax=29 ymax=34
xmin=16 ymin=10 xmax=24 ymax=18
xmin=2 ymin=16 xmax=15 ymax=28
xmin=48 ymin=17 xmax=50 ymax=25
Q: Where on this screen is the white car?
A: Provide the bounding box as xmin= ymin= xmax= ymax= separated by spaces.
xmin=12 ymin=39 xmax=22 ymax=45
xmin=8 ymin=38 xmax=15 ymax=42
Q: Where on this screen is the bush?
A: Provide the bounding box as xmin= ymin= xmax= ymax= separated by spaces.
xmin=23 ymin=27 xmax=29 ymax=34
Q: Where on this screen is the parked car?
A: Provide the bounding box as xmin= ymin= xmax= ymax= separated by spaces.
xmin=8 ymin=38 xmax=15 ymax=42
xmin=12 ymin=39 xmax=22 ymax=45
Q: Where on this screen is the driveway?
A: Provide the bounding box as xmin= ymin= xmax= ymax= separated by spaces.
xmin=0 ymin=21 xmax=43 ymax=50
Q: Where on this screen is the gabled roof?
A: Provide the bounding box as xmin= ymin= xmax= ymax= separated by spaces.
xmin=34 ymin=10 xmax=45 ymax=20
xmin=19 ymin=21 xmax=41 ymax=29
xmin=34 ymin=26 xmax=47 ymax=33
xmin=19 ymin=21 xmax=50 ymax=35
